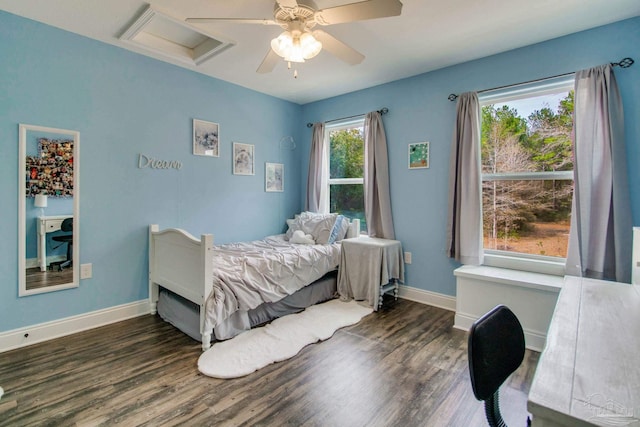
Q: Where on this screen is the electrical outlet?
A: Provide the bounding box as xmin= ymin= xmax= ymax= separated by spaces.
xmin=80 ymin=263 xmax=92 ymax=279
xmin=404 ymin=252 xmax=412 ymax=264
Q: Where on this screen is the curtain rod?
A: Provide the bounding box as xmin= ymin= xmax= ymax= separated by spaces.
xmin=447 ymin=57 xmax=634 ymax=101
xmin=306 ymin=107 xmax=389 ymax=128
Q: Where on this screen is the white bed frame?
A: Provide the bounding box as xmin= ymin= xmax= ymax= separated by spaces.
xmin=149 ymin=219 xmax=360 ymax=351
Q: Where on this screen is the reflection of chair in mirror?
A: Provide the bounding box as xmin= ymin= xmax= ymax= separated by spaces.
xmin=50 ymin=218 xmax=73 ymax=271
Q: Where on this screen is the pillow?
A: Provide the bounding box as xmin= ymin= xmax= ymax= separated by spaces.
xmin=290 ymin=230 xmax=316 ymax=245
xmin=298 ymin=214 xmax=335 ymax=244
xmin=285 ymin=212 xmax=338 ymax=244
xmin=285 ymin=218 xmax=297 ymax=240
xmin=327 ymin=215 xmax=350 ymax=244
xmin=284 ymin=214 xmax=304 ymax=240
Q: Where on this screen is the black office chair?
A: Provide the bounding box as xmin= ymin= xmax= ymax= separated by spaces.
xmin=50 ymin=218 xmax=73 ymax=271
xmin=468 ymin=305 xmax=528 ymax=427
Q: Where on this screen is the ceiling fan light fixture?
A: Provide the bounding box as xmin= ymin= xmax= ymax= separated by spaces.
xmin=271 ymin=31 xmax=293 ymax=57
xmin=299 ymin=32 xmax=322 ymax=59
xmin=270 ymin=30 xmax=322 ymax=63
xmin=284 ymin=38 xmax=306 ymax=63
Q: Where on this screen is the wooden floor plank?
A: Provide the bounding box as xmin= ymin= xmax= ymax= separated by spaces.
xmin=0 ymin=299 xmax=538 ymax=426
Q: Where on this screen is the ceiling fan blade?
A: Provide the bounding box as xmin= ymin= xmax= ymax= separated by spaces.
xmin=186 ymin=17 xmax=278 ymax=25
xmin=313 ymin=30 xmax=364 ymax=65
xmin=257 ymin=49 xmax=281 ymax=74
xmin=315 ymin=0 xmax=402 ymax=25
xmin=276 ymin=0 xmax=299 ymax=9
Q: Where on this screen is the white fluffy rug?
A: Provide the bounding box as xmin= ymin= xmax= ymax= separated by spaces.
xmin=197 ymin=299 xmax=373 ymax=379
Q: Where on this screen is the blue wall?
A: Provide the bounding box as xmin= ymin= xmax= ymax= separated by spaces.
xmin=1 ymin=10 xmax=638 ymax=334
xmin=0 ymin=11 xmax=303 ymax=332
xmin=301 ymin=17 xmax=640 ymax=296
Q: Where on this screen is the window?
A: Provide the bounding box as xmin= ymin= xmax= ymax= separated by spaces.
xmin=323 ymin=119 xmax=366 ymax=231
xmin=479 ymin=77 xmax=574 ymax=274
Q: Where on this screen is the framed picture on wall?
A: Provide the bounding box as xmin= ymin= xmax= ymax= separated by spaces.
xmin=265 ymin=162 xmax=284 ymax=192
xmin=193 ymin=119 xmax=219 ymax=157
xmin=26 ymin=137 xmax=75 ymax=197
xmin=233 ymin=142 xmax=255 ymax=175
xmin=408 ymin=141 xmax=429 ymax=169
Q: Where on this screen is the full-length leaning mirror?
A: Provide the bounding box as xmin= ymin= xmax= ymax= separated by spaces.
xmin=18 ymin=124 xmax=80 ymax=296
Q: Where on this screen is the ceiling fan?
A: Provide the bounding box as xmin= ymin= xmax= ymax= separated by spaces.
xmin=186 ymin=0 xmax=403 ymax=75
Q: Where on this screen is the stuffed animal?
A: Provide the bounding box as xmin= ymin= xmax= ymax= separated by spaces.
xmin=290 ymin=229 xmax=316 ymax=245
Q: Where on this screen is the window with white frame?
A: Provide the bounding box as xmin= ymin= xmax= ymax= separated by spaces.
xmin=479 ymin=76 xmax=574 ymax=274
xmin=323 ymin=119 xmax=367 ymax=232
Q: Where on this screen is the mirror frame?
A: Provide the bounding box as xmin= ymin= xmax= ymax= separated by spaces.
xmin=18 ymin=124 xmax=80 ymax=296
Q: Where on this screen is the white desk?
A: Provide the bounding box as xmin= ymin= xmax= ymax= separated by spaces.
xmin=37 ymin=215 xmax=72 ymax=271
xmin=338 ymin=237 xmax=404 ymax=310
xmin=528 ymin=276 xmax=640 ymax=426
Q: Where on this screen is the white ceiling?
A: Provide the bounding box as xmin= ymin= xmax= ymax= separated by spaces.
xmin=1 ymin=0 xmax=638 ymax=104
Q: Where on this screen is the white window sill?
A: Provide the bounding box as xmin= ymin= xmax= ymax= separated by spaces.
xmin=483 ymin=251 xmax=565 ymax=276
xmin=454 ymin=265 xmax=564 ymax=293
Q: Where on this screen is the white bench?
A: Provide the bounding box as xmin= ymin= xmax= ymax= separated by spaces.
xmin=453 ymin=265 xmax=563 ymax=351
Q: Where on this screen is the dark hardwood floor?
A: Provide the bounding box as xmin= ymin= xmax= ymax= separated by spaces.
xmin=26 ymin=266 xmax=73 ymax=290
xmin=0 ymin=299 xmax=539 ymax=426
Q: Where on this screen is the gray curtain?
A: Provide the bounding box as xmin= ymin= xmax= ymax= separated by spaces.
xmin=446 ymin=92 xmax=483 ymax=265
xmin=566 ymin=64 xmax=632 ymax=283
xmin=305 ymin=122 xmax=325 ymax=212
xmin=364 ymin=111 xmax=395 ymax=239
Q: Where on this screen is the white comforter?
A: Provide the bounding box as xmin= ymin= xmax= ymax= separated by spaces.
xmin=204 ymin=234 xmax=341 ymax=336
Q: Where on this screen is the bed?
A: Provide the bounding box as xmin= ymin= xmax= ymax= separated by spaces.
xmin=149 ymin=213 xmax=360 ymax=351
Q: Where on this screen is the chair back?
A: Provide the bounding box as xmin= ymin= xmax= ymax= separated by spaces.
xmin=468 ymin=305 xmax=525 ymax=401
xmin=60 ymin=217 xmax=73 ymax=232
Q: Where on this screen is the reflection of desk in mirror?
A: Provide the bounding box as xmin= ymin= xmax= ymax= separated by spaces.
xmin=37 ymin=215 xmax=72 ymax=271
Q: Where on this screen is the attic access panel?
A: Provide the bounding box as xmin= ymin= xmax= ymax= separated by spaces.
xmin=120 ymin=6 xmax=234 ymax=66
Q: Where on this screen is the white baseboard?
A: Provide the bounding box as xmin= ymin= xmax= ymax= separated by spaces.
xmin=398 ymin=284 xmax=456 ymax=312
xmin=0 ymin=300 xmax=149 ymax=353
xmin=453 ymin=312 xmax=546 ymax=352
xmin=0 ymin=287 xmax=456 ymax=354
xmin=25 ymin=256 xmax=66 ymax=269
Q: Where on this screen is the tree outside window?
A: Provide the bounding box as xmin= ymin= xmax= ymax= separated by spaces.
xmin=326 ymin=122 xmax=366 ymax=231
xmin=481 ymin=90 xmax=574 ymax=258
